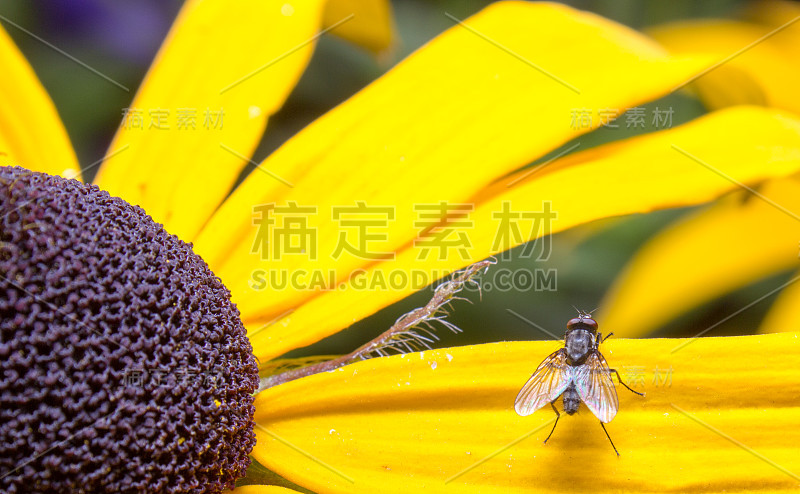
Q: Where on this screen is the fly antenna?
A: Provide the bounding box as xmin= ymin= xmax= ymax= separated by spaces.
xmin=572 ymin=305 xmax=596 ymax=320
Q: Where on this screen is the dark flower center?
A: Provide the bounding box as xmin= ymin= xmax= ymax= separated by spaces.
xmin=0 ymin=166 xmax=258 ymax=493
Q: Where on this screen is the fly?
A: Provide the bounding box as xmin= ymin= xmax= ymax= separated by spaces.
xmin=514 ymin=311 xmax=644 ymax=456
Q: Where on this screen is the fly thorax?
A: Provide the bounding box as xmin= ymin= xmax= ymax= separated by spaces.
xmin=565 ymin=329 xmax=594 ymax=364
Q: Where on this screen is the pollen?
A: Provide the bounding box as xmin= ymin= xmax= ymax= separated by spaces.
xmin=0 ymin=167 xmax=258 ymax=493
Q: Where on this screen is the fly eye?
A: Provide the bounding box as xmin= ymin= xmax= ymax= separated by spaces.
xmin=566 ymin=317 xmax=598 ymax=331
xmin=566 ymin=317 xmax=582 ymax=330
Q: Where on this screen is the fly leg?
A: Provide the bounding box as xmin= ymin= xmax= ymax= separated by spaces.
xmin=543 ymin=401 xmax=561 ymax=445
xmin=599 ymin=422 xmax=621 ymax=457
xmin=608 ymin=368 xmax=645 ymax=396
xmin=599 ymin=332 xmax=645 ymax=397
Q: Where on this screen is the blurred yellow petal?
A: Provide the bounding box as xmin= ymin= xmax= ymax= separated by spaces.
xmin=678 ymin=63 xmax=769 ymax=111
xmin=0 ymin=25 xmax=79 ymax=178
xmin=324 ymin=0 xmax=395 ymax=55
xmin=253 ymin=333 xmax=800 ymax=493
xmin=231 ymin=486 xmax=303 ymax=494
xmin=93 ymin=0 xmax=327 ymax=241
xmin=249 ymin=106 xmax=800 ymax=361
xmin=759 ymin=268 xmax=800 ymax=334
xmin=748 ymin=0 xmax=800 ymax=31
xmin=600 ymin=176 xmax=800 ymax=338
xmin=649 ymin=0 xmax=800 ymax=113
xmin=197 ymin=1 xmax=707 ymax=329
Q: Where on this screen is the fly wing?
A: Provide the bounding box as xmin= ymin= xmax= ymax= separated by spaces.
xmin=514 ymin=349 xmax=572 ymax=416
xmin=574 ymin=351 xmax=619 ymax=423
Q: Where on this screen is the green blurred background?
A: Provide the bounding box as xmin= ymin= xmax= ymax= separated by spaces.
xmin=3 ymin=0 xmax=784 ymax=358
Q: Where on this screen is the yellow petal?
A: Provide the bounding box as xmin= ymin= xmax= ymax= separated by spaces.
xmin=600 ymin=176 xmax=800 ymax=338
xmin=324 ymin=0 xmax=395 ymax=55
xmin=747 ymin=0 xmax=800 ymax=31
xmin=248 ymin=106 xmax=800 ymax=361
xmin=649 ymin=1 xmax=800 ymax=113
xmin=253 ymin=333 xmax=800 ymax=493
xmin=759 ymin=268 xmax=800 ymax=334
xmin=197 ymin=1 xmax=706 ymax=328
xmin=0 ymin=25 xmax=79 ymax=178
xmin=231 ymin=486 xmax=303 ymax=494
xmin=93 ymin=0 xmax=327 ymax=241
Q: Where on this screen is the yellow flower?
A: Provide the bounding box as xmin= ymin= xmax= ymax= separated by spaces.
xmin=2 ymin=1 xmax=800 ymax=493
xmin=602 ymin=0 xmax=800 ymax=337
xmin=647 ymin=0 xmax=800 ymax=114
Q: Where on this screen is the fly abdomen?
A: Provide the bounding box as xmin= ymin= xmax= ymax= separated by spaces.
xmin=563 ymin=383 xmax=580 ymax=415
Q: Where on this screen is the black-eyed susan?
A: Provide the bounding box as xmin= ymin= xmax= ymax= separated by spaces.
xmin=0 ymin=166 xmax=258 ymax=492
xmin=2 ymin=1 xmax=800 ymax=493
